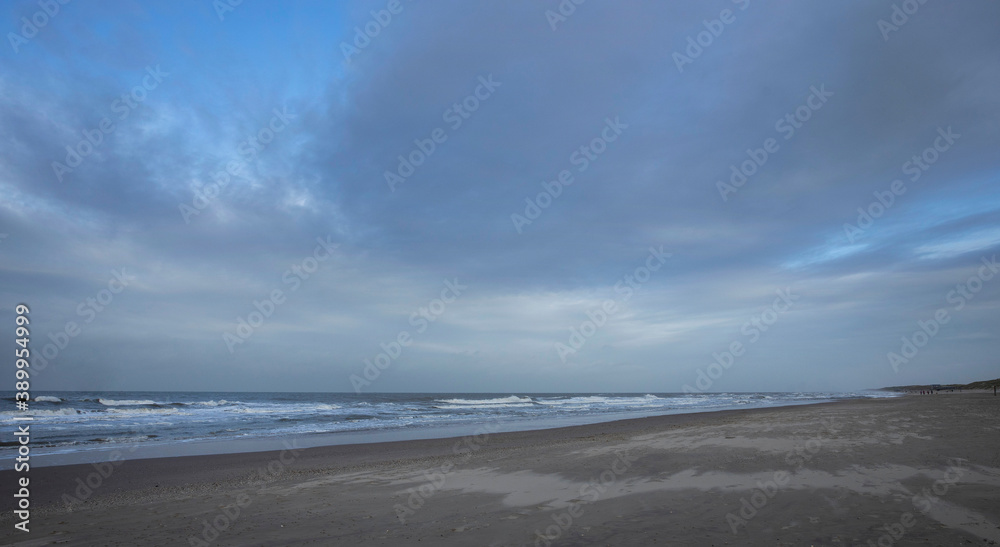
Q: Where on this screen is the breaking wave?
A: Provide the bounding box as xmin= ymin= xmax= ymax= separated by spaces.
xmin=437 ymin=396 xmax=533 ymax=405
xmin=98 ymin=399 xmax=159 ymax=406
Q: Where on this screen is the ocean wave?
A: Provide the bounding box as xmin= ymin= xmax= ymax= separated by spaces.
xmin=35 ymin=396 xmax=63 ymax=403
xmin=311 ymin=403 xmax=342 ymax=412
xmin=107 ymin=407 xmax=181 ymax=415
xmin=98 ymin=399 xmax=158 ymax=406
xmin=86 ymin=435 xmax=157 ymax=445
xmin=536 ymin=396 xmax=613 ymax=405
xmin=221 ymin=407 xmax=282 ymax=414
xmin=536 ymin=395 xmax=665 ymax=406
xmin=1 ymin=408 xmax=82 ymax=417
xmin=437 ymin=396 xmax=533 ymax=405
xmin=433 ymin=403 xmax=533 ymax=410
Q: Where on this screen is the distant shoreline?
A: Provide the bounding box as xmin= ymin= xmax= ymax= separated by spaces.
xmin=880 ymin=377 xmax=1000 ymax=392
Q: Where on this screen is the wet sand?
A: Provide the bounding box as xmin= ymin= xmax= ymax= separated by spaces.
xmin=3 ymin=393 xmax=999 ymax=546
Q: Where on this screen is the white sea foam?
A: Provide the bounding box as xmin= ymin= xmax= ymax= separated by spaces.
xmin=536 ymin=396 xmax=608 ymax=405
xmin=313 ymin=403 xmax=342 ymax=411
xmin=435 ymin=403 xmax=533 ymax=410
xmin=1 ymin=408 xmax=81 ymax=418
xmin=437 ymin=396 xmax=533 ymax=405
xmin=190 ymin=399 xmax=229 ymax=406
xmin=35 ymin=396 xmax=63 ymax=403
xmin=98 ymin=399 xmax=158 ymax=406
xmin=536 ymin=395 xmax=666 ymax=406
xmin=222 ymin=406 xmax=281 ymax=415
xmin=107 ymin=407 xmax=181 ymax=415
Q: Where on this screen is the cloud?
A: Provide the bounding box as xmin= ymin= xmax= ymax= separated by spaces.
xmin=1 ymin=0 xmax=998 ymax=391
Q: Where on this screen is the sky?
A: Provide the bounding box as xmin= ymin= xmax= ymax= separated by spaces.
xmin=1 ymin=0 xmax=998 ymax=393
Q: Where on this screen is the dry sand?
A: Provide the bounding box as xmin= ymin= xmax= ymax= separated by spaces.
xmin=3 ymin=393 xmax=999 ymax=546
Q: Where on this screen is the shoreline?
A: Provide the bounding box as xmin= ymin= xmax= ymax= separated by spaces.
xmin=4 ymin=393 xmax=998 ymax=546
xmin=5 ymin=398 xmax=853 ymax=509
xmin=20 ymin=395 xmax=855 ymax=468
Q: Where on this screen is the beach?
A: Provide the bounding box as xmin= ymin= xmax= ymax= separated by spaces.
xmin=3 ymin=393 xmax=999 ymax=546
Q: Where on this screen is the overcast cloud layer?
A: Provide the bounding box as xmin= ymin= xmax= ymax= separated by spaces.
xmin=2 ymin=0 xmax=998 ymax=392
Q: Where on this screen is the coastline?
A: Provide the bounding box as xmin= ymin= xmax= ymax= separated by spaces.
xmin=3 ymin=393 xmax=998 ymax=546
xmin=3 ymin=390 xmax=878 ymax=468
xmin=21 ymin=394 xmax=856 ymax=468
xmin=10 ymin=398 xmax=852 ymax=505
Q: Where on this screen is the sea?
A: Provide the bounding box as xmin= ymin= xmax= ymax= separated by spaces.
xmin=1 ymin=391 xmax=899 ymax=466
